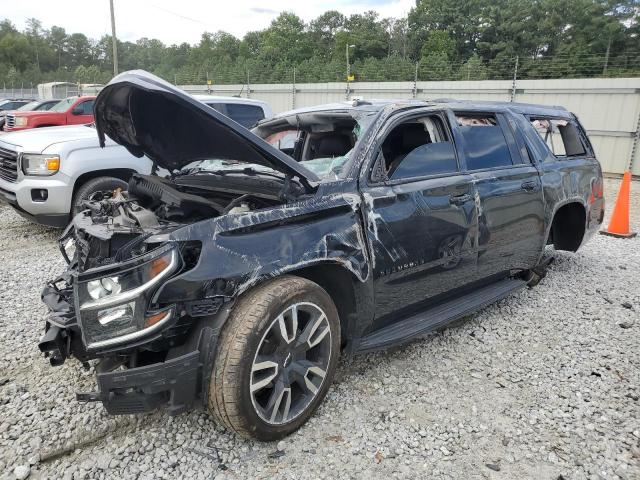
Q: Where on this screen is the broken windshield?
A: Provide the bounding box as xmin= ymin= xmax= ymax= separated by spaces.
xmin=258 ymin=109 xmax=377 ymax=181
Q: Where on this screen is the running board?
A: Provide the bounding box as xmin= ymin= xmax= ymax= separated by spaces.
xmin=357 ymin=278 xmax=526 ymax=352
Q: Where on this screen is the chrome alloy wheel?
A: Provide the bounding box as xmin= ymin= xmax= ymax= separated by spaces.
xmin=250 ymin=302 xmax=332 ymax=425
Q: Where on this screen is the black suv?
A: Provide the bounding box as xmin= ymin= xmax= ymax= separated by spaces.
xmin=39 ymin=71 xmax=604 ymax=440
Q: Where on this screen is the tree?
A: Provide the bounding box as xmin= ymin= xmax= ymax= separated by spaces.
xmin=420 ymin=30 xmax=455 ymax=61
xmin=309 ymin=10 xmax=346 ymax=58
xmin=0 ymin=33 xmax=32 ymax=71
xmin=25 ymin=18 xmax=42 ymax=70
xmin=66 ymin=33 xmax=92 ymax=68
xmin=47 ymin=26 xmax=68 ymax=69
xmin=259 ymin=13 xmax=312 ymax=64
xmin=0 ymin=3 xmax=638 ymax=87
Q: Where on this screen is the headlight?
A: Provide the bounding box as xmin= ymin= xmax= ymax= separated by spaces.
xmin=76 ymin=246 xmax=179 ymax=349
xmin=87 ymin=277 xmax=122 ymax=299
xmin=14 ymin=116 xmax=28 ymax=126
xmin=21 ymin=153 xmax=60 ymax=176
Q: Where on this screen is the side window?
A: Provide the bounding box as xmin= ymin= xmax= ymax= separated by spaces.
xmin=381 ymin=115 xmax=458 ymax=181
xmin=530 ymin=117 xmax=586 ymax=157
xmin=75 ymin=100 xmax=95 ymax=115
xmin=205 ymin=103 xmax=227 ymax=115
xmin=455 ymin=113 xmax=514 ymax=170
xmin=265 ymin=129 xmax=300 ymax=156
xmin=224 ymin=104 xmax=265 ymax=128
xmin=505 ymin=115 xmax=532 ymax=163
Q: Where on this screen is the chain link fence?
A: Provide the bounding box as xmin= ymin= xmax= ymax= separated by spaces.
xmin=170 ymin=51 xmax=640 ymax=86
xmin=2 ymin=52 xmax=638 ymax=99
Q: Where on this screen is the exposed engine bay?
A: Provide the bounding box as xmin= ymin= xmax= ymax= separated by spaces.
xmin=65 ymin=172 xmax=306 ymax=272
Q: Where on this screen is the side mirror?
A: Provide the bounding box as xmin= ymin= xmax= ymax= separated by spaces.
xmin=71 ymin=106 xmax=84 ymax=115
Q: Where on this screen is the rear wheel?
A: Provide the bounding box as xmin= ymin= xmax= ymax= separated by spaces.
xmin=208 ymin=275 xmax=340 ymax=440
xmin=72 ymin=176 xmax=128 ymax=216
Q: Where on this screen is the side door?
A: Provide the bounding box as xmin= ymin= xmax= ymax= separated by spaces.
xmin=360 ymin=109 xmax=479 ymax=332
xmin=452 ymin=111 xmax=545 ymax=277
xmin=67 ymin=99 xmax=95 ymax=125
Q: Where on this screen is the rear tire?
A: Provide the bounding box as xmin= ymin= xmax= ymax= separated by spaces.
xmin=72 ymin=176 xmax=128 ymax=216
xmin=208 ymin=275 xmax=340 ymax=440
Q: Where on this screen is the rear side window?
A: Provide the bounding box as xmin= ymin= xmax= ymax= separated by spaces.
xmin=224 ymin=104 xmax=265 ymax=128
xmin=530 ymin=118 xmax=586 ymax=157
xmin=456 ymin=114 xmax=514 ymax=170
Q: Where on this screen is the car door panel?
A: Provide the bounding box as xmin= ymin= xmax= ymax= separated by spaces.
xmin=362 ymin=172 xmax=479 ymax=332
xmin=450 ymin=111 xmax=546 ymax=277
xmin=472 ymin=165 xmax=545 ymax=276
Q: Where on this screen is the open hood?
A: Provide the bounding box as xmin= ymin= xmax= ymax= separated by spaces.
xmin=94 ymin=70 xmax=319 ymax=187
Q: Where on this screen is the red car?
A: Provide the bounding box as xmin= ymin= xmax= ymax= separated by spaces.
xmin=4 ymin=96 xmax=96 ymax=132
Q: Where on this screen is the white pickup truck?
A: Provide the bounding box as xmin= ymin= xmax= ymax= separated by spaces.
xmin=0 ymin=95 xmax=273 ymax=227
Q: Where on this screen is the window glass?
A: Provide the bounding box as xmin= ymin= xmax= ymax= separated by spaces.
xmin=37 ymin=102 xmax=57 ymax=111
xmin=381 ymin=115 xmax=458 ymax=181
xmin=224 ymin=104 xmax=265 ymax=128
xmin=456 ymin=114 xmax=514 ymax=170
xmin=506 ymin=116 xmax=532 ymax=163
xmin=205 ymin=103 xmax=226 ymax=114
xmin=50 ymin=97 xmax=76 ymax=112
xmin=76 ymin=100 xmax=95 ymax=115
xmin=17 ymin=101 xmax=40 ymax=111
xmin=530 ymin=118 xmax=586 ymax=157
xmin=265 ymin=130 xmax=299 ymax=150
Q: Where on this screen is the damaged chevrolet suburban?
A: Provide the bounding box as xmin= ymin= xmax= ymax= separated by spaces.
xmin=39 ymin=71 xmax=604 ymax=440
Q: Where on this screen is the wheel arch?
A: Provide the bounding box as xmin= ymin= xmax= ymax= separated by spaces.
xmin=194 ymin=261 xmax=367 ymax=408
xmin=547 ymin=199 xmax=587 ymax=252
xmin=72 ymin=168 xmax=136 ymax=198
xmin=284 ymin=261 xmax=361 ymax=347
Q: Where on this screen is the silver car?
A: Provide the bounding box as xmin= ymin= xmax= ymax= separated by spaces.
xmin=0 ymin=95 xmax=273 ymax=227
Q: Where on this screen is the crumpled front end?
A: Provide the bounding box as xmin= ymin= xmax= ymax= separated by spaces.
xmin=38 ymin=190 xmax=213 ymax=415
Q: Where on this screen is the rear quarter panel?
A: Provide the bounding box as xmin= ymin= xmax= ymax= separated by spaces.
xmin=515 ymin=113 xmax=605 ymax=249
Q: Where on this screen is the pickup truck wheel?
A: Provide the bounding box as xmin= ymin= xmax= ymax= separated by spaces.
xmin=72 ymin=176 xmax=128 ymax=216
xmin=209 ymin=275 xmax=340 ymax=440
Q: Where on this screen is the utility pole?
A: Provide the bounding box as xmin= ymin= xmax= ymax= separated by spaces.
xmin=603 ymin=35 xmax=612 ymax=76
xmin=292 ymin=66 xmax=297 ymax=109
xmin=109 ymin=0 xmax=119 ymax=76
xmin=346 ymin=44 xmax=355 ymax=100
xmin=510 ymin=56 xmax=519 ymax=102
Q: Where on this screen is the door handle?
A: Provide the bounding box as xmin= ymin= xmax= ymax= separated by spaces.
xmin=521 ymin=181 xmax=538 ymax=192
xmin=449 ymin=193 xmax=472 ymax=206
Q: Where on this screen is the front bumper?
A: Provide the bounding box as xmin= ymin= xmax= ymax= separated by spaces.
xmin=38 ymin=303 xmax=205 ymax=415
xmin=78 ymin=351 xmax=201 ymax=415
xmin=3 ymin=125 xmax=31 ymax=132
xmin=38 ymin=245 xmax=216 ymax=416
xmin=0 ymin=174 xmax=73 ymax=226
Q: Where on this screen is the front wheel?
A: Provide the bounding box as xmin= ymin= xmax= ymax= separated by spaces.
xmin=208 ymin=275 xmax=340 ymax=440
xmin=72 ymin=176 xmax=128 ymax=216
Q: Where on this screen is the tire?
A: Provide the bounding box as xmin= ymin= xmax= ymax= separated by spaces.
xmin=72 ymin=176 xmax=128 ymax=216
xmin=209 ymin=275 xmax=340 ymax=440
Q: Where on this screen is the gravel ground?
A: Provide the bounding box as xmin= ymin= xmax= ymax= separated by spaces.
xmin=0 ymin=177 xmax=639 ymax=480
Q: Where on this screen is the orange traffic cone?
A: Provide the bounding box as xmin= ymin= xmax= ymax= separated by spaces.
xmin=600 ymin=170 xmax=637 ymax=238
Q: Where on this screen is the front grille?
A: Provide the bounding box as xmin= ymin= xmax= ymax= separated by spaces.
xmin=5 ymin=114 xmax=15 ymax=130
xmin=0 ymin=146 xmax=18 ymax=182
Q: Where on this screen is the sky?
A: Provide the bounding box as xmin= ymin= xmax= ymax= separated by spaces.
xmin=4 ymin=0 xmax=415 ymax=45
